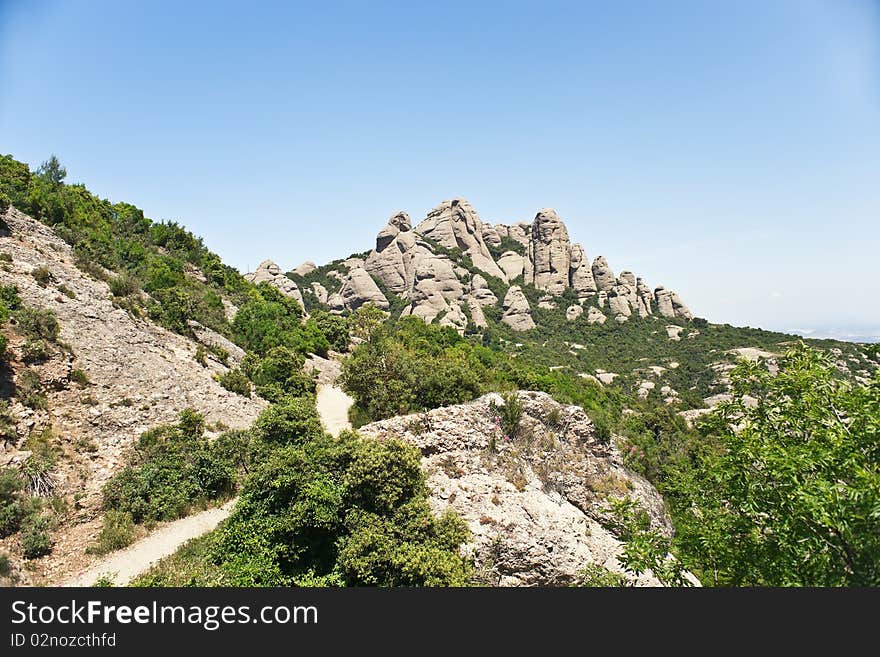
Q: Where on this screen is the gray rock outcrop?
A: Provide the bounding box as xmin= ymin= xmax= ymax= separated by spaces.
xmin=403 ymin=253 xmax=464 ymax=323
xmin=591 ymin=256 xmax=617 ymax=292
xmin=470 ymin=274 xmax=498 ymax=306
xmin=245 ymin=260 xmax=305 ymax=309
xmin=587 ymin=306 xmax=607 ymax=324
xmin=497 ymin=251 xmax=526 ymax=281
xmin=415 ymin=198 xmax=507 ymax=281
xmin=338 ymin=267 xmax=389 ymax=311
xmin=527 ymin=209 xmax=570 ymax=295
xmin=364 ymin=211 xmax=418 ymax=295
xmin=569 ymin=243 xmax=597 ymax=299
xmin=501 ymin=285 xmax=536 ymax=331
xmin=292 ymin=261 xmax=317 ymax=276
xmin=566 ymin=304 xmax=583 ymax=321
xmin=360 ymin=392 xmax=673 ymax=586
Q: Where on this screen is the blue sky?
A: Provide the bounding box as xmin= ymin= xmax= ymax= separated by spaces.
xmin=1 ymin=0 xmax=878 ymax=336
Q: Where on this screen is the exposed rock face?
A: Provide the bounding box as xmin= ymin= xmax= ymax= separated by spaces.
xmin=608 ymin=286 xmax=633 ymax=321
xmin=438 ymin=303 xmax=467 ymax=335
xmin=654 ymin=287 xmax=692 ymax=320
xmin=404 ymin=253 xmax=464 ymax=323
xmin=501 ymin=285 xmax=535 ymax=331
xmin=527 ymin=209 xmax=570 ymax=295
xmin=466 ymin=296 xmax=488 ymax=328
xmin=497 ymin=251 xmax=526 ymax=281
xmin=591 ymin=256 xmax=617 ymax=292
xmin=470 ymin=274 xmax=498 ymax=306
xmin=636 ymin=277 xmax=654 ymax=317
xmin=359 ymin=392 xmax=672 ymax=586
xmin=245 ymin=260 xmax=305 ymax=309
xmin=292 ymin=261 xmax=317 ymax=276
xmin=587 ymin=306 xmax=607 ymax=324
xmin=311 ymin=282 xmax=328 ymax=304
xmin=364 ymin=211 xmax=418 ymax=295
xmin=0 ymin=207 xmax=267 ymax=584
xmin=481 ymin=222 xmax=502 ymax=248
xmin=415 ymin=199 xmax=508 ymax=281
xmin=338 ymin=267 xmax=389 ymax=311
xmin=569 ymin=243 xmax=597 ymax=299
xmin=495 ymin=223 xmax=530 ymax=250
xmin=618 ymin=271 xmax=636 ymax=287
xmin=566 ymin=305 xmax=583 ymax=321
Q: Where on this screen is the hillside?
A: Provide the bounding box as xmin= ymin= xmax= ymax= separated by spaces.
xmin=1 ymin=153 xmax=878 ymax=587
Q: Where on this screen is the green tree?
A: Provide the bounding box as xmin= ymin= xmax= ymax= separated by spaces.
xmin=36 ymin=155 xmax=66 ymax=187
xmin=670 ymin=344 xmax=880 ymax=586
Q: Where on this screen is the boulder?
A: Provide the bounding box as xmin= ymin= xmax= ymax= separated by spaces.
xmin=608 ymin=286 xmax=632 ymax=321
xmin=587 ymin=306 xmax=607 ymax=324
xmin=365 ymin=211 xmax=418 ymax=295
xmin=636 ymin=277 xmax=654 ymax=317
xmin=405 ymin=253 xmax=464 ymax=323
xmin=245 ymin=259 xmax=305 ymax=309
xmin=338 ymin=267 xmax=389 ymax=311
xmin=415 ymin=198 xmax=508 ymax=281
xmin=566 ymin=305 xmax=583 ymax=321
xmin=501 ymin=285 xmax=536 ymax=331
xmin=470 ymin=274 xmax=498 ymax=306
xmin=569 ymin=243 xmax=597 ymax=299
xmin=527 ymin=209 xmax=570 ymax=295
xmin=438 ymin=303 xmax=468 ymax=335
xmin=466 ymin=296 xmax=488 ymax=328
xmin=654 ymin=287 xmax=675 ymax=318
xmin=591 ymin=256 xmax=617 ymax=292
xmin=497 ymin=251 xmax=526 ymax=281
xmin=482 ymin=222 xmax=502 ymax=248
xmin=292 ymin=261 xmax=317 ymax=276
xmin=311 ymin=282 xmax=328 ymax=304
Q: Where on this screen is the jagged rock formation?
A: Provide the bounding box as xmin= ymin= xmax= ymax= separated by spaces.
xmin=415 ymin=199 xmax=508 ymax=281
xmin=566 ymin=304 xmax=583 ymax=321
xmin=337 ymin=267 xmax=389 ymax=311
xmin=244 ymin=260 xmax=305 ymax=309
xmin=292 ymin=261 xmax=317 ymax=276
xmin=526 ymin=209 xmax=570 ymax=295
xmin=360 ymin=392 xmax=673 ymax=586
xmin=501 ymin=286 xmax=535 ymax=331
xmin=364 ymin=211 xmax=418 ymax=295
xmin=274 ymin=198 xmax=694 ymax=329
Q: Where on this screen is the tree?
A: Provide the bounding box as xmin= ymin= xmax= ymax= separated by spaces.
xmin=36 ymin=155 xmax=66 ymax=187
xmin=670 ymin=344 xmax=880 ymax=586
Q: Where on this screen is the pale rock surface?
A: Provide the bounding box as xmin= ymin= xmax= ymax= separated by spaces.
xmin=404 ymin=253 xmax=464 ymax=323
xmin=591 ymin=256 xmax=617 ymax=292
xmin=470 ymin=274 xmax=498 ymax=306
xmin=587 ymin=307 xmax=607 ymax=324
xmin=415 ymin=198 xmax=508 ymax=281
xmin=311 ymin=282 xmax=329 ymax=304
xmin=359 ymin=392 xmax=672 ymax=586
xmin=527 ymin=209 xmax=570 ymax=295
xmin=566 ymin=305 xmax=584 ymax=321
xmin=466 ymin=296 xmax=488 ymax=328
xmin=497 ymin=251 xmax=526 ymax=281
xmin=569 ymin=243 xmax=597 ymax=299
xmin=364 ymin=211 xmax=418 ymax=295
xmin=292 ymin=261 xmax=317 ymax=276
xmin=338 ymin=267 xmax=389 ymax=311
xmin=501 ymin=285 xmax=536 ymax=331
xmin=245 ymin=259 xmax=305 ymax=309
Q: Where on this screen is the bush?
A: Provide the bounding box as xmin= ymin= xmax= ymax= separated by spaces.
xmin=194 ymin=344 xmax=207 ymax=367
xmin=69 ymin=368 xmax=90 ymax=386
xmin=88 ymin=510 xmax=136 ymax=555
xmin=311 ymin=311 xmax=349 ymax=352
xmin=253 ymin=397 xmax=324 ymax=446
xmin=211 ymin=433 xmax=471 ymax=586
xmin=242 ymin=346 xmax=315 ymax=402
xmin=13 ymin=306 xmax=60 ymax=342
xmin=489 ymin=392 xmax=523 ymax=440
xmin=0 ymin=469 xmax=25 ymax=537
xmin=217 ymin=368 xmax=251 ymax=397
xmin=21 ymin=516 xmax=52 ymax=559
xmin=31 ymin=266 xmax=52 ymax=287
xmin=109 ymin=272 xmax=141 ymax=298
xmin=102 ymin=410 xmax=237 ymax=524
xmin=21 ymin=339 xmax=51 ymax=363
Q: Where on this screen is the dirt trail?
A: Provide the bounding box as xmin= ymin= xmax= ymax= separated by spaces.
xmin=316 ymin=384 xmax=354 ymax=437
xmin=63 ymin=498 xmax=237 ymax=586
xmin=65 ymin=359 xmax=353 ymax=586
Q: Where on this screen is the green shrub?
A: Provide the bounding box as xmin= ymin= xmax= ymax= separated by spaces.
xmin=57 ymin=284 xmax=76 ymax=299
xmin=17 ymin=369 xmax=47 ymax=410
xmin=69 ymin=368 xmax=89 ymax=386
xmin=211 ymin=433 xmax=471 ymax=586
xmin=102 ymin=410 xmax=237 ymax=524
xmin=0 ymin=551 xmax=11 ymax=578
xmin=14 ymin=306 xmax=60 ymax=342
xmin=21 ymin=516 xmax=52 ymax=559
xmin=109 ymin=272 xmax=140 ymax=298
xmin=0 ymin=469 xmax=25 ymax=537
xmin=21 ymin=339 xmax=51 ymax=363
xmin=573 ymin=563 xmax=627 ymax=587
xmin=311 ymin=310 xmax=349 ymax=352
xmin=242 ymin=346 xmax=315 ymax=402
xmin=194 ymin=344 xmax=207 ymax=367
xmin=31 ymin=266 xmax=52 ymax=287
xmin=489 ymin=392 xmax=523 ymax=440
xmin=88 ymin=510 xmax=136 ymax=555
xmin=253 ymin=397 xmax=324 ymax=445
xmin=217 ymin=368 xmax=251 ymax=397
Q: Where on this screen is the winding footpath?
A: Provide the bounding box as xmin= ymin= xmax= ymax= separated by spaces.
xmin=64 ymin=379 xmax=354 ymax=587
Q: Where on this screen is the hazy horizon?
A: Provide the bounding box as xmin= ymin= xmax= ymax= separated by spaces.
xmin=1 ymin=0 xmax=878 ymax=336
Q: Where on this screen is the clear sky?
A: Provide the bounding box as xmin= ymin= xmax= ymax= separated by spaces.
xmin=1 ymin=1 xmax=878 ymax=337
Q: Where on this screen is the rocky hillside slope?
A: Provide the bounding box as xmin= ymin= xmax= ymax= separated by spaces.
xmin=0 ymin=207 xmax=266 ymax=584
xmin=250 ymin=198 xmax=693 ymax=333
xmin=361 ymin=391 xmax=675 ymax=586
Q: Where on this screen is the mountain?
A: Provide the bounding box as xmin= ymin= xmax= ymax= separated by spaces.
xmin=249 ymin=197 xmax=693 ymax=333
xmin=1 ymin=154 xmax=878 ymax=587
